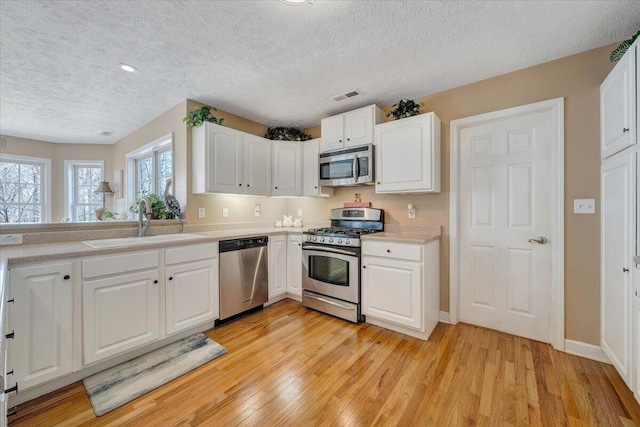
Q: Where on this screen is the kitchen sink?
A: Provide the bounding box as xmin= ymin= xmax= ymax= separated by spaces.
xmin=82 ymin=233 xmax=206 ymax=248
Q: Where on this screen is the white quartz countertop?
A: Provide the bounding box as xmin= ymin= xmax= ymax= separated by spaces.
xmin=361 ymin=231 xmax=441 ymax=245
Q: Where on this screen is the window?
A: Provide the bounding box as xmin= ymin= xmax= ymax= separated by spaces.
xmin=127 ymin=135 xmax=173 ymax=208
xmin=65 ymin=161 xmax=103 ymax=222
xmin=0 ymin=154 xmax=51 ymax=223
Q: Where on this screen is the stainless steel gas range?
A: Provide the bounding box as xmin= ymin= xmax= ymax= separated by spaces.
xmin=301 ymin=207 xmax=384 ymax=323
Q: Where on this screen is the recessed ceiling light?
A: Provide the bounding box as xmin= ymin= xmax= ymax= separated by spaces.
xmin=119 ymin=63 xmax=137 ymax=73
xmin=279 ymin=0 xmax=314 ymax=5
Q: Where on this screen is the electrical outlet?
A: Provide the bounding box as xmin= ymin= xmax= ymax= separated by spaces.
xmin=0 ymin=234 xmax=23 ymax=245
xmin=222 ymin=207 xmax=229 ymax=218
xmin=198 ymin=208 xmax=205 ymax=218
xmin=255 ymin=204 xmax=261 ymax=217
xmin=297 ymin=208 xmax=303 ymax=217
xmin=408 ymin=204 xmax=416 ymax=219
xmin=573 ymin=199 xmax=595 ymax=214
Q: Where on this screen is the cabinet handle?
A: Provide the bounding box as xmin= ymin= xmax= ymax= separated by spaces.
xmin=5 ymin=330 xmax=14 ymax=340
xmin=63 ymin=275 xmax=70 ymax=280
xmin=623 ymin=268 xmax=629 ymax=273
xmin=7 ymin=409 xmax=16 ymax=418
xmin=623 ymin=127 xmax=630 ymax=133
xmin=169 ymin=277 xmax=173 ymax=281
xmin=153 ymin=280 xmax=158 ymax=284
xmin=6 ymin=370 xmax=13 ymax=376
xmin=4 ymin=383 xmax=18 ymax=394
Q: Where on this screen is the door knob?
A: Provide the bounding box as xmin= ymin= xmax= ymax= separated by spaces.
xmin=528 ymin=236 xmax=548 ymax=244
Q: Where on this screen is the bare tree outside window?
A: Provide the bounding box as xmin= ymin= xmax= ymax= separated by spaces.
xmin=0 ymin=160 xmax=44 ymax=223
xmin=73 ymin=165 xmax=103 ymax=221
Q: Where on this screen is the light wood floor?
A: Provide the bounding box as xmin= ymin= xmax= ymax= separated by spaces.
xmin=11 ymin=299 xmax=640 ymax=426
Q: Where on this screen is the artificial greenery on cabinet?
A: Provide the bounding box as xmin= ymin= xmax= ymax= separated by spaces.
xmin=610 ymin=30 xmax=640 ymax=62
xmin=387 ymin=98 xmax=423 ymax=120
xmin=183 ymin=105 xmax=224 ymax=127
xmin=264 ymin=127 xmax=312 ymax=141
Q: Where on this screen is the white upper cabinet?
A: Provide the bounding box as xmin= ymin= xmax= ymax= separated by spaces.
xmin=192 ymin=123 xmax=244 ymax=194
xmin=375 ymin=112 xmax=441 ymax=194
xmin=272 ymin=142 xmax=302 ymax=196
xmin=303 ymin=138 xmax=334 ymax=197
xmin=320 ymin=105 xmax=384 ymax=153
xmin=244 ymin=134 xmax=272 ymax=196
xmin=601 ymin=40 xmax=637 ymax=159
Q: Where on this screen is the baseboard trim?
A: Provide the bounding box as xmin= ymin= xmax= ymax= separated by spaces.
xmin=439 ymin=311 xmax=450 ymax=324
xmin=564 ymin=339 xmax=611 ymax=364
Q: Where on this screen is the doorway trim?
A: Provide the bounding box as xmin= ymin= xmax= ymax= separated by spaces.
xmin=449 ymin=98 xmax=565 ymax=351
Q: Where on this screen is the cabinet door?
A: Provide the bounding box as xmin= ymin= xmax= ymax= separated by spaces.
xmin=286 ymin=235 xmax=302 ymax=297
xmin=320 ymin=115 xmax=344 ymax=153
xmin=269 ymin=235 xmax=287 ymax=299
xmin=83 ymin=270 xmax=160 ymax=365
xmin=303 ymin=139 xmax=334 ymax=197
xmin=272 ymin=142 xmax=302 ymax=196
xmin=206 ymin=123 xmax=244 ymax=194
xmin=601 ymin=150 xmax=636 ymax=386
xmin=166 ymin=259 xmax=219 ymax=336
xmin=9 ymin=262 xmax=73 ymax=390
xmin=375 ymin=113 xmax=441 ymax=194
xmin=345 ymin=105 xmax=375 ymax=148
xmin=362 ymin=257 xmax=422 ymax=329
xmin=601 ymin=45 xmax=636 ymax=159
xmin=245 ymin=134 xmax=272 ymax=196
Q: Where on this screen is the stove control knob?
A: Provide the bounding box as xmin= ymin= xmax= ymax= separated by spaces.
xmin=306 ymin=235 xmax=311 ymax=241
xmin=312 ymin=236 xmax=317 ymax=242
xmin=345 ymin=239 xmax=351 ymax=245
xmin=319 ymin=237 xmax=325 ymax=243
xmin=328 ymin=238 xmax=334 ymax=243
xmin=337 ymin=238 xmax=343 ymax=244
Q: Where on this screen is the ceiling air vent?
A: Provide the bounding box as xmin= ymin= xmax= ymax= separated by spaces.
xmin=331 ymin=90 xmax=361 ymax=102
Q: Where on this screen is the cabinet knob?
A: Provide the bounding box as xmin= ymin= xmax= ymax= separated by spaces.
xmin=623 ymin=128 xmax=630 ymax=133
xmin=63 ymin=275 xmax=70 ymax=280
xmin=314 ymin=186 xmax=317 ymax=189
xmin=275 ymin=186 xmax=278 ymax=189
xmin=386 ymin=249 xmax=391 ymax=253
xmin=169 ymin=276 xmax=173 ymax=281
xmin=362 ymin=265 xmax=366 ymax=269
xmin=347 ymin=138 xmax=350 ymax=141
xmin=239 ymin=183 xmax=242 ymax=186
xmin=247 ymin=184 xmax=250 ymax=187
xmin=153 ymin=280 xmax=158 ymax=284
xmin=377 ymin=182 xmax=380 ymax=184
xmin=339 ymin=139 xmax=342 ymax=143
xmin=623 ymin=268 xmax=629 ymax=273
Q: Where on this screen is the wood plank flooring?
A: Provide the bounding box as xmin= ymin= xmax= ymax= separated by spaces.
xmin=11 ymin=299 xmax=640 ymax=426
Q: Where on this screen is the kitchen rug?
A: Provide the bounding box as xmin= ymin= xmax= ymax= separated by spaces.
xmin=83 ymin=333 xmax=227 ymax=416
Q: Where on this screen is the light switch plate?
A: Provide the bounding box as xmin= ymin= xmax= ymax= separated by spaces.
xmin=573 ymin=199 xmax=595 ymax=214
xmin=198 ymin=208 xmax=205 ymax=218
xmin=0 ymin=234 xmax=23 ymax=245
xmin=222 ymin=207 xmax=229 ymax=218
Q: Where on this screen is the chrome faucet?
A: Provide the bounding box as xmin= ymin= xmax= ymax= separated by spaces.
xmin=137 ymin=197 xmax=152 ymax=237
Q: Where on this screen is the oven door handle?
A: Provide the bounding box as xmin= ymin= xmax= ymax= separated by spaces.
xmin=304 ymin=292 xmax=356 ymax=310
xmin=302 ymin=245 xmax=357 ymax=256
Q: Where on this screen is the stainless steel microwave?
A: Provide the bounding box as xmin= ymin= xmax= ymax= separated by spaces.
xmin=319 ymin=144 xmax=374 ymax=187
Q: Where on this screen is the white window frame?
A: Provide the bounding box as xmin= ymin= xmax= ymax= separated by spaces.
xmin=0 ymin=153 xmax=51 ymax=223
xmin=126 ymin=133 xmax=173 ymax=210
xmin=64 ymin=160 xmax=104 ymax=221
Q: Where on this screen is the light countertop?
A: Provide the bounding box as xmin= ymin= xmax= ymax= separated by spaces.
xmin=361 ymin=231 xmax=441 ymax=245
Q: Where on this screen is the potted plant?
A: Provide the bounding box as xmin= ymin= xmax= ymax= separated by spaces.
xmin=183 ymin=105 xmax=224 ymax=127
xmin=610 ymin=30 xmax=640 ymax=62
xmin=129 ymin=193 xmax=171 ymax=219
xmin=264 ymin=127 xmax=312 ymax=141
xmin=387 ymin=98 xmax=423 ymax=120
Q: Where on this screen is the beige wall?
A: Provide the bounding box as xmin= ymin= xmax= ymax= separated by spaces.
xmin=301 ymin=44 xmax=617 ymax=345
xmin=0 ymin=135 xmax=113 ymax=221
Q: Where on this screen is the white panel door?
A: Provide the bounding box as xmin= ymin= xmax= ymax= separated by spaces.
xmin=83 ymin=270 xmax=160 ymax=364
xmin=9 ymin=262 xmax=73 ymax=390
xmin=600 ymin=44 xmax=636 ymax=159
xmin=344 ymin=106 xmax=374 ymax=148
xmin=206 ymin=124 xmax=243 ymax=194
xmin=459 ymin=111 xmax=554 ymax=342
xmin=601 ymin=150 xmax=635 ymax=385
xmin=286 ymin=235 xmax=302 ymax=297
xmin=269 ymin=235 xmax=287 ymax=299
xmin=244 ymin=134 xmax=272 ymax=196
xmin=272 ymin=142 xmax=302 ymax=196
xmin=166 ymin=259 xmax=218 ymax=335
xmin=320 ymin=115 xmax=344 ymax=153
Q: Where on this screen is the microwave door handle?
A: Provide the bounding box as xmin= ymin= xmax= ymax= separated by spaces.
xmin=352 ymin=156 xmax=358 ymax=182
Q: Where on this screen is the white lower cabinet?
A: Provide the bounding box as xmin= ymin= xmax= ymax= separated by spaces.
xmin=8 ymin=261 xmax=74 ymax=390
xmin=361 ymin=240 xmax=439 ymax=339
xmin=83 ymin=269 xmax=160 ymax=365
xmin=165 ymin=243 xmax=219 ymax=336
xmin=286 ymin=235 xmax=302 ymax=298
xmin=269 ymin=235 xmax=287 ymax=299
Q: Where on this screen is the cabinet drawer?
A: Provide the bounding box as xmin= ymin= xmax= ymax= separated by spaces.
xmin=362 ymin=241 xmax=421 ymax=261
xmin=82 ymin=250 xmax=159 ymax=279
xmin=165 ymin=243 xmax=218 ymax=265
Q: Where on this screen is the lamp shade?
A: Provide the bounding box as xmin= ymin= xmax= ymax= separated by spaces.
xmin=94 ymin=181 xmax=114 ymax=194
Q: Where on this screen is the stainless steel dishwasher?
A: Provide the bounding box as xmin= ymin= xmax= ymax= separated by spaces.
xmin=218 ymin=236 xmax=269 ymax=321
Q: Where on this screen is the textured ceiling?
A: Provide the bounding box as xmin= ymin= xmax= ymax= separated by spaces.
xmin=1 ymin=0 xmax=639 ymax=144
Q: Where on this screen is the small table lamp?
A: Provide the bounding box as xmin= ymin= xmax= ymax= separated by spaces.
xmin=94 ymin=181 xmax=114 ymax=220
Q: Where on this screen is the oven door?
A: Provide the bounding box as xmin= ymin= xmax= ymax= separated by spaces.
xmin=302 ymin=246 xmax=359 ymax=303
